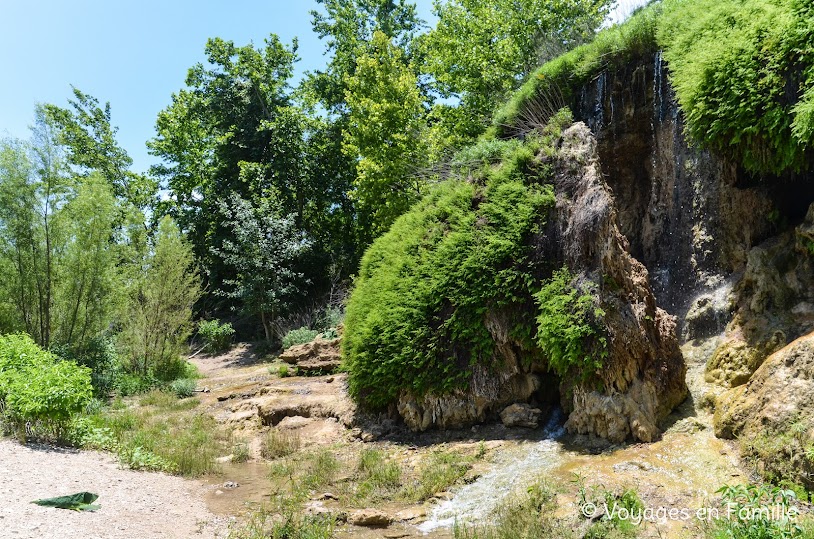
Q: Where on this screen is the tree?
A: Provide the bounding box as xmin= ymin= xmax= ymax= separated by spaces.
xmin=214 ymin=195 xmax=310 ymax=342
xmin=0 ymin=110 xmax=120 ymax=350
xmin=43 ymin=87 xmax=157 ymax=210
xmin=118 ymin=216 xmax=201 ymax=377
xmin=343 ymin=30 xmax=428 ymax=239
xmin=418 ymin=0 xmax=612 ymax=140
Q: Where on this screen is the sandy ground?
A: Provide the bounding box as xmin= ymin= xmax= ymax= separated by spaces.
xmin=0 ymin=440 xmax=228 ymax=539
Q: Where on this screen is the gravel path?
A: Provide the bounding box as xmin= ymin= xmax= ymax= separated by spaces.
xmin=0 ymin=440 xmax=228 ymax=539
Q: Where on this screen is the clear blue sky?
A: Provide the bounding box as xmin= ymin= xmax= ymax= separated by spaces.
xmin=1 ymin=1 xmax=643 ymax=175
xmin=0 ymin=0 xmax=436 ymax=174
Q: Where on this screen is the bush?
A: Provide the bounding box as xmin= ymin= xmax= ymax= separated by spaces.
xmin=261 ymin=429 xmax=301 ymax=459
xmin=0 ymin=333 xmax=93 ymax=440
xmin=51 ymin=336 xmax=123 ymax=397
xmin=281 ymin=327 xmax=319 ymax=350
xmin=198 ymin=319 xmax=235 ymax=354
xmin=535 ymin=268 xmax=607 ymax=379
xmin=169 ymin=378 xmax=196 ymax=398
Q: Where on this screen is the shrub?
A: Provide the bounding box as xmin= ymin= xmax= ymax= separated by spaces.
xmin=169 ymin=378 xmax=196 ymax=398
xmin=51 ymin=336 xmax=122 ymax=396
xmin=534 ymin=268 xmax=607 ymax=379
xmin=198 ymin=319 xmax=235 ymax=354
xmin=0 ymin=333 xmax=93 ymax=440
xmin=281 ymin=327 xmax=319 ymax=350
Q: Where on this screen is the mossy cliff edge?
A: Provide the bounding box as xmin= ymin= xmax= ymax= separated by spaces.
xmin=343 ymin=0 xmax=814 ymax=446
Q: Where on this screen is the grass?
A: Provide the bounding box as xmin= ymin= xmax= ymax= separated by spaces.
xmin=403 ymin=449 xmax=476 ymax=502
xmin=71 ymin=389 xmax=229 ymax=477
xmin=261 ymin=428 xmax=301 ymax=460
xmin=454 ymin=481 xmax=573 ymax=539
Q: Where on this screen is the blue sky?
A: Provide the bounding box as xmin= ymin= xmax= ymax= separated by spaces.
xmin=1 ymin=1 xmax=645 ymax=175
xmin=0 ymin=0 xmax=436 ymax=174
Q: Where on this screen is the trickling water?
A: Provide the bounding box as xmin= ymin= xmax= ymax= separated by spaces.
xmin=654 ymin=51 xmax=664 ymax=124
xmin=595 ymin=71 xmax=607 ymax=129
xmin=418 ymin=410 xmax=567 ymax=533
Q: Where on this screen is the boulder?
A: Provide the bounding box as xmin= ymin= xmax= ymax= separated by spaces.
xmin=714 ymin=332 xmax=814 ymax=487
xmin=500 ymin=403 xmax=542 ymax=428
xmin=348 ymin=508 xmax=392 ymax=527
xmin=279 ymin=337 xmax=341 ymax=375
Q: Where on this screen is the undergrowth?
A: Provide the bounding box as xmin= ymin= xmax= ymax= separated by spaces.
xmin=71 ymin=389 xmax=228 ymax=477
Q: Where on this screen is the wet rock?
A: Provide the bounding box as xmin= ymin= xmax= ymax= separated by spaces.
xmin=348 ymin=508 xmax=391 ymax=527
xmin=279 ymin=337 xmax=342 ymax=375
xmin=500 ymin=403 xmax=542 ymax=428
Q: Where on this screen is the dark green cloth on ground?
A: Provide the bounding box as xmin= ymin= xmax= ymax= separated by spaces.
xmin=32 ymin=492 xmax=100 ymax=511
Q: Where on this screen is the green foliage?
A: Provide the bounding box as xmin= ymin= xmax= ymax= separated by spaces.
xmin=658 ymin=0 xmax=814 ymax=174
xmin=214 ymin=195 xmax=311 ymax=342
xmin=454 ymin=481 xmax=570 ymax=539
xmin=118 ymin=216 xmax=201 ymax=378
xmin=343 ymin=30 xmax=428 ymax=240
xmin=52 ymin=336 xmax=123 ymax=397
xmin=197 ymin=319 xmax=235 ymax=354
xmin=535 ymin=268 xmax=607 ymax=378
xmin=169 ymin=378 xmax=196 ymax=398
xmin=344 ymin=155 xmax=555 ymax=408
xmin=74 ymin=395 xmax=226 ymax=477
xmin=706 ymin=484 xmax=804 ymax=539
xmin=493 ymin=3 xmax=662 ymax=135
xmin=352 ymin=448 xmax=402 ymax=502
xmin=0 ymin=333 xmax=93 ymax=439
xmin=403 ymin=450 xmax=474 ymax=502
xmin=419 ymin=0 xmax=613 ymax=142
xmin=282 ymin=327 xmax=320 ymax=350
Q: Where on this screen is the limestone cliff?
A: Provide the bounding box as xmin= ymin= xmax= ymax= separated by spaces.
xmin=398 ymin=123 xmax=688 ymax=443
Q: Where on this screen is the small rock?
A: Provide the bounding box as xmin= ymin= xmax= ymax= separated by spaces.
xmin=383 ymin=532 xmax=410 ymax=539
xmin=319 ymin=492 xmax=339 ymax=501
xmin=394 ymin=506 xmax=426 ymax=521
xmin=361 ymin=431 xmax=378 ymax=442
xmin=348 ymin=508 xmax=392 ymax=527
xmin=223 ymin=481 xmax=239 ymax=489
xmin=500 ymin=403 xmax=542 ymax=428
xmin=214 ymin=490 xmax=224 ymax=495
xmin=326 ymin=377 xmax=335 ymax=384
xmin=215 ymin=455 xmax=233 ymax=464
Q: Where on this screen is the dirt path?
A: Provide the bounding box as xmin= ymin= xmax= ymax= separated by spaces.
xmin=0 ymin=440 xmax=228 ymax=539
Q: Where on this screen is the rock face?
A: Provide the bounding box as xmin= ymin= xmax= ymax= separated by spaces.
xmin=500 ymin=403 xmax=543 ymax=428
xmin=279 ymin=337 xmax=342 ymax=375
xmin=552 ymin=124 xmax=687 ymax=442
xmin=706 ymin=209 xmax=814 ymax=388
xmin=713 ymin=332 xmax=814 ymax=487
xmin=397 ymin=124 xmax=688 ymax=442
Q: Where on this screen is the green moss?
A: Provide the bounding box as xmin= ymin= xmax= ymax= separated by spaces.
xmin=495 ymin=0 xmax=814 ymax=175
xmin=535 ymin=268 xmax=607 ymax=379
xmin=658 ymin=0 xmax=814 ymax=174
xmin=492 ymin=4 xmax=662 ymax=136
xmin=343 ymin=134 xmax=557 ymax=409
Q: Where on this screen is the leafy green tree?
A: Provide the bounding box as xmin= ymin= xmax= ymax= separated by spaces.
xmin=214 ymin=195 xmax=310 ymax=342
xmin=118 ymin=216 xmax=201 ymax=377
xmin=307 ymin=0 xmax=423 ymax=114
xmin=343 ymin=30 xmax=428 ymax=239
xmin=43 ymin=87 xmax=157 ymax=210
xmin=418 ymin=0 xmax=612 ymax=140
xmin=0 ymin=109 xmax=70 ymax=347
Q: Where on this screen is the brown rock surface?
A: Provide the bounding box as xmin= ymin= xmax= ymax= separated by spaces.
xmin=279 ymin=337 xmax=342 ymax=375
